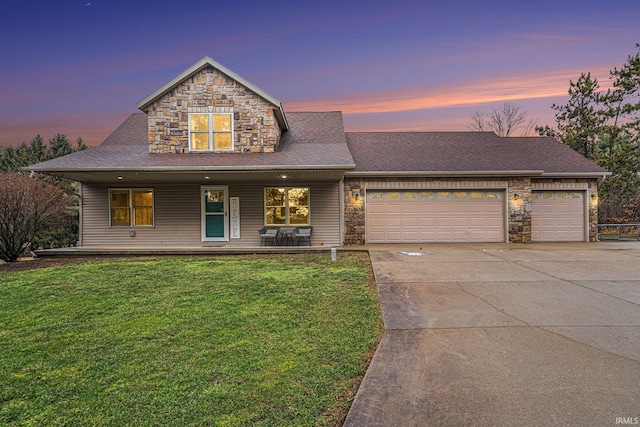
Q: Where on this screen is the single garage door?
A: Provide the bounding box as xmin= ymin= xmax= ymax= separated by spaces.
xmin=366 ymin=190 xmax=505 ymax=243
xmin=531 ymin=191 xmax=585 ymax=242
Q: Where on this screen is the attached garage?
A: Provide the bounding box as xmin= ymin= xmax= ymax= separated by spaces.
xmin=366 ymin=190 xmax=505 ymax=243
xmin=531 ymin=191 xmax=586 ymax=242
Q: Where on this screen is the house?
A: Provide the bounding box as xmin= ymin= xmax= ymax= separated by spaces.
xmin=27 ymin=57 xmax=608 ymax=248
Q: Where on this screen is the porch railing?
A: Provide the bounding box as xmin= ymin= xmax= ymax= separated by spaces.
xmin=598 ymin=224 xmax=640 ymax=241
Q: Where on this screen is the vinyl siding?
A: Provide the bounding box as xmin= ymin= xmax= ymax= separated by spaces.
xmin=81 ymin=182 xmax=341 ymax=247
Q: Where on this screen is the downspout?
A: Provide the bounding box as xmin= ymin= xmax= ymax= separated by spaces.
xmin=78 ymin=183 xmax=83 ymax=246
xmin=339 ymin=176 xmax=345 ymax=246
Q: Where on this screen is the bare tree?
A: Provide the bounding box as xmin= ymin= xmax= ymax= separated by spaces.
xmin=469 ymin=102 xmax=537 ymax=137
xmin=0 ymin=172 xmax=70 ymax=262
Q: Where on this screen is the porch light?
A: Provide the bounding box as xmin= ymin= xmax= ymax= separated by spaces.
xmin=353 ymin=190 xmax=360 ymax=201
xmin=204 ymin=176 xmax=210 ymax=180
xmin=117 ymin=176 xmax=123 ymax=180
xmin=281 ymin=174 xmax=287 ymax=179
xmin=513 ymin=193 xmax=520 ymax=200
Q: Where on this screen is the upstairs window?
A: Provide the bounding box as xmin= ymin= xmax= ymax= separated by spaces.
xmin=265 ymin=187 xmax=310 ymax=226
xmin=189 ymin=113 xmax=233 ymax=151
xmin=109 ymin=189 xmax=154 ymax=227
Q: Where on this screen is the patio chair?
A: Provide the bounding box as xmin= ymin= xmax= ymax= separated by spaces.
xmin=293 ymin=226 xmax=313 ymax=246
xmin=258 ymin=227 xmax=279 ymax=246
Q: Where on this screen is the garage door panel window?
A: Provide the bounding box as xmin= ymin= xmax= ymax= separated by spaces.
xmin=421 ymin=192 xmax=434 ymax=199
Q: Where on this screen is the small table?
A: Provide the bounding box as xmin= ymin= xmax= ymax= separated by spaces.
xmin=278 ymin=228 xmax=295 ymax=246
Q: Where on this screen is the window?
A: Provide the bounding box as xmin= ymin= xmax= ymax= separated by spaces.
xmin=189 ymin=113 xmax=233 ymax=151
xmin=265 ymin=187 xmax=309 ymax=226
xmin=109 ymin=189 xmax=154 ymax=227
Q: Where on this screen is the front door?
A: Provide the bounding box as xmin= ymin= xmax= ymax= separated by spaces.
xmin=201 ymin=186 xmax=229 ymax=242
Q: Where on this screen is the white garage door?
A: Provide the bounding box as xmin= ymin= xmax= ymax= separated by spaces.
xmin=531 ymin=191 xmax=585 ymax=242
xmin=366 ymin=190 xmax=505 ymax=243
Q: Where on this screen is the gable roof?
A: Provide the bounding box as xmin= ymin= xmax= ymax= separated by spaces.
xmin=345 ymin=132 xmax=608 ymax=178
xmin=136 ymin=57 xmax=288 ymax=130
xmin=26 ymin=112 xmax=354 ymax=182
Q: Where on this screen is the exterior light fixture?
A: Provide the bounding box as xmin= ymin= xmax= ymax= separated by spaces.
xmin=513 ymin=193 xmax=520 ymax=200
xmin=117 ymin=176 xmax=123 ymax=180
xmin=204 ymin=176 xmax=210 ymax=180
xmin=353 ymin=190 xmax=360 ymax=201
xmin=281 ymin=174 xmax=287 ymax=179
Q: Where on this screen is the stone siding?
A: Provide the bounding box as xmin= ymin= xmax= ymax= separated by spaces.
xmin=343 ymin=177 xmax=600 ymax=244
xmin=144 ymin=67 xmax=282 ymax=153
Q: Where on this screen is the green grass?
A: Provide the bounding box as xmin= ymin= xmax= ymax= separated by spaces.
xmin=0 ymin=253 xmax=383 ymax=426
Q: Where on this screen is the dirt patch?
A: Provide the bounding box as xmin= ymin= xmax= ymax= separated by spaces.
xmin=0 ymin=257 xmax=93 ymax=272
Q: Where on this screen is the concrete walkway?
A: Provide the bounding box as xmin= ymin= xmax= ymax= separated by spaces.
xmin=344 ymin=242 xmax=640 ymax=426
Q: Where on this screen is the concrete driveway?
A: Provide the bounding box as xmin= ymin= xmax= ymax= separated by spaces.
xmin=344 ymin=242 xmax=640 ymax=427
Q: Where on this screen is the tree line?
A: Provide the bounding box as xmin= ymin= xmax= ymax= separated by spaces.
xmin=471 ymin=45 xmax=640 ymax=224
xmin=0 ymin=134 xmax=86 ymax=262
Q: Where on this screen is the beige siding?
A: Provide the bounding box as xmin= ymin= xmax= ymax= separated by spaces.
xmin=81 ymin=182 xmax=341 ymax=247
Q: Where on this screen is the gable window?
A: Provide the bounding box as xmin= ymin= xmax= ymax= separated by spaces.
xmin=109 ymin=189 xmax=154 ymax=227
xmin=189 ymin=113 xmax=233 ymax=151
xmin=265 ymin=187 xmax=309 ymax=225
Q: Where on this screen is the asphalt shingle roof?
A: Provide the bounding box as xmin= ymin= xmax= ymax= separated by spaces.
xmin=28 ymin=112 xmax=355 ymax=171
xmin=345 ymin=131 xmax=607 ymax=175
xmin=28 ymin=113 xmax=606 ymax=177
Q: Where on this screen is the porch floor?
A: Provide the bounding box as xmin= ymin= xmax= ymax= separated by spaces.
xmin=34 ymin=245 xmax=348 ymax=257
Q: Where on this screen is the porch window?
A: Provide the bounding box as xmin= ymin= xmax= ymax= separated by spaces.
xmin=265 ymin=187 xmax=309 ymax=226
xmin=189 ymin=113 xmax=233 ymax=151
xmin=109 ymin=189 xmax=154 ymax=227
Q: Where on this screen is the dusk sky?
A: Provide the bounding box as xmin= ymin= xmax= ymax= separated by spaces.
xmin=1 ymin=0 xmax=638 ymax=147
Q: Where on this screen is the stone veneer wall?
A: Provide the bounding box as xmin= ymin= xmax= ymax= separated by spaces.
xmin=145 ymin=67 xmax=282 ymax=153
xmin=508 ymin=177 xmax=532 ymax=243
xmin=343 ymin=177 xmax=600 ymax=244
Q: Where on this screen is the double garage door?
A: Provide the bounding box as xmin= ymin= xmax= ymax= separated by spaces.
xmin=365 ymin=189 xmax=587 ymax=243
xmin=366 ymin=190 xmax=505 ymax=243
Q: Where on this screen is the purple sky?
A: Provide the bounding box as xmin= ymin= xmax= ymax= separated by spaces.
xmin=1 ymin=0 xmax=638 ymax=147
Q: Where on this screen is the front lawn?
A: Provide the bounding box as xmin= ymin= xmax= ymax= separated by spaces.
xmin=0 ymin=253 xmax=382 ymax=426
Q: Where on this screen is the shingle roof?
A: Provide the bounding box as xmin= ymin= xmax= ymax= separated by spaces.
xmin=27 ymin=112 xmax=355 ymax=172
xmin=345 ymin=131 xmax=608 ymax=176
xmin=28 ymin=114 xmax=606 ymax=178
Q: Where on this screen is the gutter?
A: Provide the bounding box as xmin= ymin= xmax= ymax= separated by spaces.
xmin=26 ymin=164 xmax=357 ymax=173
xmin=344 ymin=170 xmax=546 ymax=177
xmin=344 ymin=170 xmax=611 ymax=179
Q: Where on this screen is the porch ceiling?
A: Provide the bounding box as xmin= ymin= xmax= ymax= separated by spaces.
xmin=51 ymin=168 xmax=347 ymax=184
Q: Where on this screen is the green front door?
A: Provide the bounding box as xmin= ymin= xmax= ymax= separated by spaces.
xmin=201 ymin=186 xmax=228 ymax=242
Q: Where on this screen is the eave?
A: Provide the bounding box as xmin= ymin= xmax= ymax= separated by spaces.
xmin=31 ymin=165 xmax=354 ymax=184
xmin=344 ymin=170 xmax=610 ymax=179
xmin=344 ymin=170 xmax=546 ymax=177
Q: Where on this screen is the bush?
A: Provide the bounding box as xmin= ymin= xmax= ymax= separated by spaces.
xmin=0 ymin=172 xmax=71 ymax=262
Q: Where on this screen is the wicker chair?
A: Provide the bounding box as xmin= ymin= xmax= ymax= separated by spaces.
xmin=293 ymin=226 xmax=313 ymax=246
xmin=258 ymin=227 xmax=279 ymax=246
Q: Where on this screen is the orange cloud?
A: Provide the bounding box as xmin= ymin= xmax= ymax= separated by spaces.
xmin=284 ymin=66 xmax=614 ymax=115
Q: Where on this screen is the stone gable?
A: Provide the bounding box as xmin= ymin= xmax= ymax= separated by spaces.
xmin=144 ymin=67 xmax=282 ymax=153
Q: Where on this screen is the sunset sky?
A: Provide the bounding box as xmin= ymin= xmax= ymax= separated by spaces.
xmin=1 ymin=0 xmax=638 ymax=147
